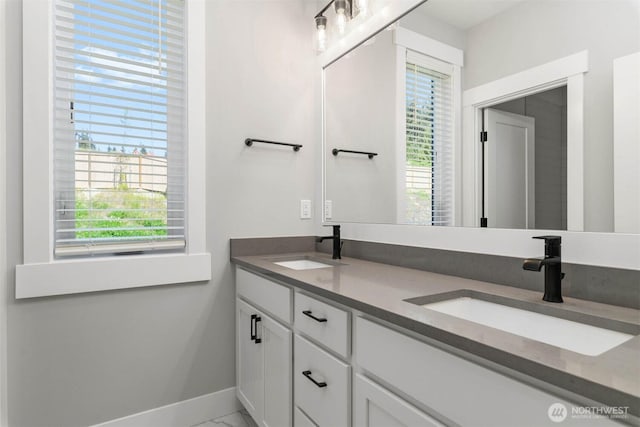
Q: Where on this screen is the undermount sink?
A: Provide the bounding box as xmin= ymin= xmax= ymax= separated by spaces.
xmin=270 ymin=256 xmax=340 ymax=271
xmin=406 ymin=290 xmax=638 ymax=356
xmin=274 ymin=259 xmax=333 ymax=270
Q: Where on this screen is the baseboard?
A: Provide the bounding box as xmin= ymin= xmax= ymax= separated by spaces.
xmin=91 ymin=387 xmax=241 ymax=427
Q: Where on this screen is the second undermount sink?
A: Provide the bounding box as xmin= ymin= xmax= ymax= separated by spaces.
xmin=270 ymin=256 xmax=341 ymax=271
xmin=274 ymin=259 xmax=333 ymax=270
xmin=406 ymin=290 xmax=639 ymax=356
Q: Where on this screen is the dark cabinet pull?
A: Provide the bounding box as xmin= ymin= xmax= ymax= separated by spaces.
xmin=250 ymin=314 xmax=257 ymax=341
xmin=302 ymin=310 xmax=328 ymax=323
xmin=254 ymin=315 xmax=262 ymax=344
xmin=302 ymin=370 xmax=327 ymax=388
xmin=250 ymin=314 xmax=262 ymax=344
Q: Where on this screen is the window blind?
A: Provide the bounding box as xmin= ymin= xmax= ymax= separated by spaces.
xmin=405 ymin=51 xmax=454 ymax=226
xmin=53 ymin=0 xmax=186 ymax=257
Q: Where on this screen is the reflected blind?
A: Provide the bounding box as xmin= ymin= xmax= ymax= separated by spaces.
xmin=405 ymin=51 xmax=453 ymax=226
xmin=53 ymin=0 xmax=186 ymax=257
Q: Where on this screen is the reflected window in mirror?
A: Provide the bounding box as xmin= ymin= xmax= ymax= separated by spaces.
xmin=323 ymin=25 xmax=463 ymax=226
xmin=403 ymin=53 xmax=454 ymax=226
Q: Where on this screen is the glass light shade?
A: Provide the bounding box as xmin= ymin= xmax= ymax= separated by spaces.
xmin=315 ymin=15 xmax=328 ymax=52
xmin=334 ymin=0 xmax=348 ymax=34
xmin=356 ymin=0 xmax=368 ymax=17
xmin=317 ymin=26 xmax=327 ymax=52
xmin=336 ymin=10 xmax=347 ymax=34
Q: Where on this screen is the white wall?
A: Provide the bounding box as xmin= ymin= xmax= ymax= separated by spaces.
xmin=4 ymin=1 xmax=316 ymax=426
xmin=325 ymin=30 xmax=397 ymax=223
xmin=464 ymin=0 xmax=640 ymax=232
xmin=0 ymin=1 xmax=8 ymax=425
xmin=399 ymin=8 xmax=466 ymax=52
xmin=613 ymin=52 xmax=640 ymax=233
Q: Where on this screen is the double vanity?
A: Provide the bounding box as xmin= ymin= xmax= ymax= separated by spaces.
xmin=232 ymin=244 xmax=640 ymax=427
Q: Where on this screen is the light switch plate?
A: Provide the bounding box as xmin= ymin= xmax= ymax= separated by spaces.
xmin=300 ymin=199 xmax=312 ymax=219
xmin=325 ymin=200 xmax=332 ymax=220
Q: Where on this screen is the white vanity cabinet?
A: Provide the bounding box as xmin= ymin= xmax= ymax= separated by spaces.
xmin=355 ymin=317 xmax=621 ymax=427
xmin=293 ymin=292 xmax=352 ymax=426
xmin=235 ymin=264 xmax=626 ymax=427
xmin=236 ymin=268 xmax=292 ymax=427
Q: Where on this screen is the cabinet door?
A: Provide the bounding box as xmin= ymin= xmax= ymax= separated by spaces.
xmin=262 ymin=314 xmax=292 ymax=427
xmin=237 ymin=299 xmax=263 ymax=421
xmin=354 ymin=374 xmax=444 ymax=427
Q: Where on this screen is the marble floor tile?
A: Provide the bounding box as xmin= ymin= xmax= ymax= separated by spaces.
xmin=191 ymin=409 xmax=257 ymax=427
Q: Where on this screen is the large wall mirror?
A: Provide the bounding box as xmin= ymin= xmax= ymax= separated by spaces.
xmin=323 ymin=0 xmax=639 ymax=233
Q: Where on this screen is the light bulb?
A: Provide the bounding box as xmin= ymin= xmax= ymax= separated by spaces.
xmin=334 ymin=0 xmax=348 ymax=35
xmin=315 ymin=15 xmax=327 ymax=52
xmin=336 ymin=11 xmax=347 ymax=34
xmin=356 ymin=0 xmax=368 ymax=17
xmin=317 ymin=27 xmax=327 ymax=52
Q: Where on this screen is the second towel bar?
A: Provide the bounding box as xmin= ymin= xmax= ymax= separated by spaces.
xmin=332 ymin=148 xmax=377 ymax=159
xmin=245 ymin=138 xmax=302 ymax=152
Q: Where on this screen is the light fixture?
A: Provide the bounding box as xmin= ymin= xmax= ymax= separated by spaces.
xmin=315 ymin=15 xmax=328 ymax=52
xmin=316 ymin=0 xmax=366 ymax=52
xmin=334 ymin=0 xmax=349 ymax=34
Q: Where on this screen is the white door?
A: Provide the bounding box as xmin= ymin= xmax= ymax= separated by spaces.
xmin=262 ymin=314 xmax=292 ymax=427
xmin=236 ymin=299 xmax=263 ymax=422
xmin=353 ymin=374 xmax=444 ymax=427
xmin=484 ymin=108 xmax=535 ymax=229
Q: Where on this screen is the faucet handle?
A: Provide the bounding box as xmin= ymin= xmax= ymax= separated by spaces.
xmin=533 ymin=235 xmax=561 ymax=247
xmin=323 ymin=224 xmax=341 ymax=233
xmin=533 ymin=235 xmax=561 ymax=257
xmin=532 ymin=235 xmax=562 ymax=242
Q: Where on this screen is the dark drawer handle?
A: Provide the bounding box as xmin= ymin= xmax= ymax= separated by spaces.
xmin=302 ymin=370 xmax=327 ymax=388
xmin=302 ymin=310 xmax=327 ymax=323
xmin=250 ymin=314 xmax=262 ymax=344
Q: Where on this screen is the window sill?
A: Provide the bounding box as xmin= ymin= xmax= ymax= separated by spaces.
xmin=15 ymin=252 xmax=211 ymax=299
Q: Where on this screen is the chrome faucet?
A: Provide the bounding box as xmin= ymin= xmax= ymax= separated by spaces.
xmin=316 ymin=225 xmax=342 ymax=259
xmin=523 ymin=236 xmax=564 ymax=303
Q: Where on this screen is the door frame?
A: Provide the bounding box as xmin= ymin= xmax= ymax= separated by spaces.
xmin=462 ymin=50 xmax=588 ymax=231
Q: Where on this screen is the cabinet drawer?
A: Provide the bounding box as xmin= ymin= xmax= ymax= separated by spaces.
xmin=295 ymin=292 xmax=350 ymax=358
xmin=294 ymin=335 xmax=350 ymax=427
xmin=356 ymin=317 xmax=612 ymax=427
xmin=236 ymin=267 xmax=291 ymax=324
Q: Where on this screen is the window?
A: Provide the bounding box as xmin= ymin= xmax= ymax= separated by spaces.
xmin=393 ymin=29 xmax=462 ymax=226
xmin=54 ymin=0 xmax=186 ymax=257
xmin=404 ymin=51 xmax=454 ymax=226
xmin=18 ymin=0 xmax=208 ymax=298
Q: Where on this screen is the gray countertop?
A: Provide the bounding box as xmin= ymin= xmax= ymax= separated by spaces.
xmin=232 ymin=252 xmax=640 ymax=417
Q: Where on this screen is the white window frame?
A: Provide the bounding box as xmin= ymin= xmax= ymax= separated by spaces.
xmin=393 ymin=27 xmax=463 ymax=226
xmin=17 ymin=0 xmax=210 ymax=299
